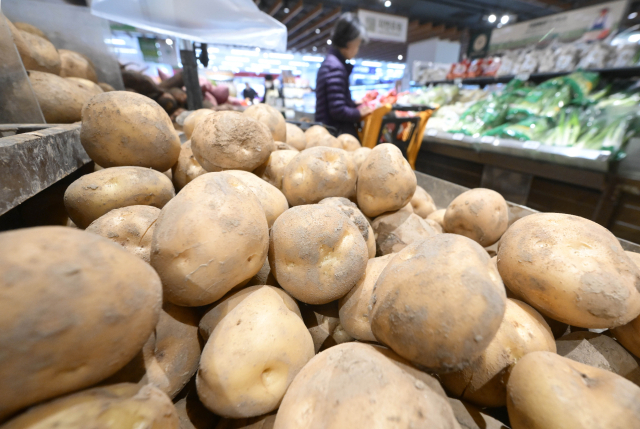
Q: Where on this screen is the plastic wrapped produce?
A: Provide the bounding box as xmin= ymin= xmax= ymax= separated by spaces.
xmin=554 ymin=45 xmax=580 ymax=72
xmin=577 ymin=42 xmax=613 ymax=70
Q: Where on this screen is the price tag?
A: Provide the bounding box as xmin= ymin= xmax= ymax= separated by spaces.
xmin=480 ymin=136 xmax=494 ymax=144
xmin=426 ymin=129 xmax=438 ymax=137
xmin=515 ymin=73 xmax=530 ymax=82
xmin=452 ymin=133 xmax=465 ymax=141
xmin=522 ymin=141 xmax=540 ymax=150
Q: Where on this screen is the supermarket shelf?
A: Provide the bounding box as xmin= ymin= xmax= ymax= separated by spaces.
xmin=422 ymin=129 xmax=613 ymax=173
xmin=413 ymin=66 xmax=640 ymax=87
xmin=0 ymin=124 xmax=91 ymax=216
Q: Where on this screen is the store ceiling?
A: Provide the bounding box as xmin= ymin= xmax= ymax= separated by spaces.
xmin=256 ymin=0 xmax=617 ymax=61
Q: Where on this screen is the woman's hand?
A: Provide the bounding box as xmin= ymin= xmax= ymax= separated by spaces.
xmin=358 ymin=105 xmax=373 ymax=118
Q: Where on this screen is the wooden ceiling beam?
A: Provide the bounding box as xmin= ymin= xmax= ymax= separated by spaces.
xmin=297 ymin=35 xmax=330 ymax=52
xmin=407 ymin=24 xmax=446 ymax=43
xmin=290 ymin=26 xmax=333 ymax=50
xmin=268 ymin=0 xmax=283 ymax=16
xmin=289 ymin=6 xmax=341 ymax=39
xmin=288 ymin=3 xmax=323 ymax=35
xmin=281 ymin=0 xmax=304 ymax=24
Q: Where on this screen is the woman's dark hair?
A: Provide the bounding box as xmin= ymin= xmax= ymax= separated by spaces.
xmin=332 ymin=13 xmax=368 ymax=49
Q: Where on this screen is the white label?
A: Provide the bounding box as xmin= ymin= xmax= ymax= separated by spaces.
xmin=426 ymin=129 xmax=438 ymax=137
xmin=522 ymin=141 xmax=540 ymax=150
xmin=480 ymin=136 xmax=495 ymax=143
xmin=357 ymin=10 xmax=408 ymax=43
xmin=452 ymin=133 xmax=465 ymax=141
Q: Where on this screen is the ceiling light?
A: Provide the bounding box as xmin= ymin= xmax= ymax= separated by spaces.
xmin=488 ymin=14 xmax=497 ymax=23
xmin=398 ymin=55 xmax=403 ymax=60
xmin=165 ymin=38 xmax=173 ymax=46
xmin=384 ymin=1 xmax=391 ymax=7
xmin=312 ymin=46 xmax=318 ymax=51
xmin=303 ymin=55 xmax=324 ymax=62
xmin=327 ymin=39 xmax=332 ymax=45
xmin=362 ymin=61 xmax=382 ymax=67
xmin=630 ymin=12 xmax=639 ymax=19
xmin=284 ymin=7 xmax=290 ymax=13
xmin=501 ymin=15 xmax=510 ymax=24
xmin=316 ymin=29 xmax=321 ymax=34
xmin=629 ymin=34 xmax=640 ymax=43
xmin=256 ymin=47 xmax=261 ymax=52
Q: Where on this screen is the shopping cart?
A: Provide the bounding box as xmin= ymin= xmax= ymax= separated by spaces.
xmin=358 ymin=105 xmax=434 ymax=169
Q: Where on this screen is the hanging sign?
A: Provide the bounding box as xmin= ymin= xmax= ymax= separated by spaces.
xmin=357 ymin=9 xmax=408 ymax=43
xmin=489 ymin=0 xmax=627 ymax=53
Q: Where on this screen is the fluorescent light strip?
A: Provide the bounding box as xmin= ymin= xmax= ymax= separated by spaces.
xmin=269 ymin=53 xmax=294 ymax=60
xmin=208 ymin=47 xmax=220 ymax=53
xmin=361 ymin=61 xmax=382 ymax=67
xmin=225 ymin=56 xmax=251 ymax=62
xmin=303 ymin=56 xmax=324 ymax=62
xmin=269 ymin=68 xmax=281 ymax=74
xmin=259 ymin=59 xmax=281 ymax=65
xmin=289 ymin=61 xmax=310 ymax=67
xmin=231 ymin=49 xmax=260 ymax=57
xmin=105 ymin=38 xmax=126 ymax=45
xmin=387 ymin=64 xmax=406 ymax=69
xmin=221 ymin=61 xmax=244 ymax=68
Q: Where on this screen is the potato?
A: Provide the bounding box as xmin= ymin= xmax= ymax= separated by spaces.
xmin=192 ymin=111 xmax=274 ymax=172
xmin=64 ymin=167 xmax=175 ymax=229
xmin=1 ymin=384 xmax=179 ymax=429
xmin=98 ymin=82 xmax=116 ymax=92
xmin=613 ymin=315 xmax=640 ymax=359
xmin=246 ymin=258 xmax=279 ymax=287
xmin=6 ymin=18 xmax=31 ymax=68
xmin=0 ymin=227 xmax=162 ymax=420
xmin=274 ymin=141 xmax=298 ymax=151
xmin=59 ymin=49 xmax=98 ymax=82
xmin=627 ymin=250 xmax=640 ymax=267
xmin=372 ymin=209 xmax=438 ymax=255
xmin=216 ymin=413 xmax=276 ymax=429
xmin=244 ymin=104 xmax=286 ymax=142
xmin=428 ymin=208 xmax=446 ymax=227
xmin=85 ymin=205 xmax=160 ymax=262
xmin=351 ymin=147 xmax=372 ymax=170
xmin=253 ymin=150 xmax=298 ymax=191
xmin=269 ymin=204 xmax=368 ymax=305
xmin=556 ymin=331 xmax=640 ymax=385
xmin=319 ymin=197 xmax=376 ymax=258
xmin=66 ymin=76 xmax=103 ymax=95
xmin=18 ymin=30 xmax=61 ymax=75
xmin=498 ymin=213 xmax=640 ymax=329
xmin=337 ymin=134 xmax=361 ymax=151
xmin=184 ymin=109 xmax=215 ymax=140
xmin=306 ymin=133 xmax=341 ymax=149
xmin=102 ymin=302 xmax=201 ymax=399
xmin=174 ymin=379 xmax=219 ymax=429
xmin=339 ymin=254 xmax=393 ymax=342
xmin=199 ymin=285 xmax=301 ymax=341
xmin=304 ymin=124 xmax=329 ymax=143
xmin=426 ymin=218 xmax=444 ymax=233
xmin=151 ymin=173 xmax=268 ymax=306
xmin=300 ymin=301 xmax=354 ymax=353
xmin=507 ymin=351 xmax=640 ymax=429
xmin=172 ymin=141 xmax=208 ymax=191
xmin=447 ymin=399 xmax=509 ymax=429
xmin=370 ymin=234 xmax=506 ymax=372
xmin=357 ymin=143 xmax=417 ymax=218
xmin=225 ymin=170 xmax=289 ymax=228
xmin=411 ymin=185 xmax=437 ymax=218
xmin=27 ymin=70 xmax=94 ymax=123
xmin=197 ymin=287 xmax=314 ymax=418
xmin=440 ymin=299 xmax=556 ymax=407
xmin=273 ymin=343 xmax=461 ymax=429
xmin=281 ymin=147 xmax=357 ymax=206
xmin=80 ymin=91 xmax=181 ymax=171
xmin=443 ymin=188 xmax=509 ymax=247
xmin=285 ymin=123 xmax=306 ymax=151
xmin=14 ymin=22 xmax=47 ymax=39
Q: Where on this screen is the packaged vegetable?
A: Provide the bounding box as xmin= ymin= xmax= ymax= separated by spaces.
xmin=577 ymin=42 xmax=613 ymax=70
xmin=555 ymin=45 xmax=580 ymax=72
xmin=482 ymin=116 xmax=552 ymax=141
xmin=564 ymin=71 xmax=600 ymax=103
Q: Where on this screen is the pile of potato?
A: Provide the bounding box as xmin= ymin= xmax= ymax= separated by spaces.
xmin=2 ymin=89 xmax=640 ymax=429
xmin=4 ymin=17 xmax=115 ymax=123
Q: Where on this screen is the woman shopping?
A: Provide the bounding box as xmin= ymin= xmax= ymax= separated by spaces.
xmin=315 ymin=13 xmax=372 ymax=138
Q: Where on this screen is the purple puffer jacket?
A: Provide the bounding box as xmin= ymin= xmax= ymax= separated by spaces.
xmin=315 ymin=48 xmax=361 ymax=137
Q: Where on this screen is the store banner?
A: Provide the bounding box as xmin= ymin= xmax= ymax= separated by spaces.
xmin=358 ymin=9 xmax=408 ymax=43
xmin=489 ymin=0 xmax=627 ymax=53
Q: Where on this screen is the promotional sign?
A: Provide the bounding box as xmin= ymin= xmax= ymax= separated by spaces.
xmin=357 ymin=9 xmax=408 ymax=43
xmin=468 ymin=31 xmax=492 ymax=59
xmin=489 ymin=0 xmax=627 ymax=53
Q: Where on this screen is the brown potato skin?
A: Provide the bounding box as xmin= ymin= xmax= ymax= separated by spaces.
xmin=285 ymin=123 xmax=306 ymax=151
xmin=444 ymin=188 xmax=509 ymax=247
xmin=370 ymin=234 xmax=506 ymax=372
xmin=64 ymin=167 xmax=175 ymax=229
xmin=507 ymin=351 xmax=640 ymax=429
xmin=172 ymin=141 xmax=209 ymax=191
xmin=357 ymin=143 xmax=417 ymax=218
xmin=28 ymin=70 xmax=94 ymax=123
xmin=18 ymin=30 xmax=61 ymax=75
xmin=66 ymin=77 xmax=103 ymax=95
xmin=339 ymin=255 xmax=394 ymax=342
xmin=192 ymin=111 xmax=274 ymax=172
xmin=151 ymin=173 xmax=269 ymax=307
xmin=440 ymin=299 xmax=556 ymax=407
xmin=282 ymin=147 xmax=357 ymax=206
xmin=306 ymin=133 xmax=342 ymax=149
xmin=199 ymin=285 xmax=301 ymax=341
xmin=0 ymin=227 xmax=163 ymax=420
xmin=14 ymin=22 xmax=47 ymax=39
xmin=225 ymin=170 xmax=289 ymax=228
xmin=254 ymin=150 xmax=298 ymax=191
xmin=98 ymin=82 xmax=115 ymax=92
xmin=59 ymin=49 xmax=98 ymax=82
xmin=273 ymin=343 xmax=462 ymax=429
xmin=372 ymin=210 xmax=438 ymax=255
xmin=80 ymin=91 xmax=181 ymax=171
xmin=184 ymin=109 xmax=215 ymax=140
xmin=351 ymin=147 xmax=372 ymax=170
xmin=337 ymin=134 xmax=361 ymax=151
xmin=86 ymin=205 xmax=160 ymax=263
xmin=269 ymin=205 xmax=368 ymax=305
xmin=319 ymin=197 xmax=376 ymax=258
xmin=498 ymin=213 xmax=640 ymax=329
xmin=102 ymin=302 xmax=201 ymax=399
xmin=1 ymin=384 xmax=179 ymax=429
xmin=244 ymin=104 xmax=286 ymax=142
xmin=411 ymin=186 xmax=437 ymax=218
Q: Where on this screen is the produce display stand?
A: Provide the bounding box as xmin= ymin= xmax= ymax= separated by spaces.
xmin=417 ymin=128 xmax=640 ymax=244
xmin=0 ymin=124 xmax=93 ymax=230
